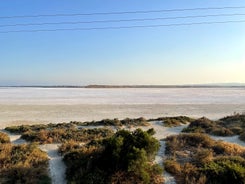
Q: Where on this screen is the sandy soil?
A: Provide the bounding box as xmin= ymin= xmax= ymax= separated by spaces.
xmin=39 ymin=144 xmax=66 ymax=184
xmin=151 ymin=122 xmax=189 ymax=184
xmin=210 ymin=135 xmax=245 ymax=147
xmin=155 ymin=140 xmax=175 ymax=184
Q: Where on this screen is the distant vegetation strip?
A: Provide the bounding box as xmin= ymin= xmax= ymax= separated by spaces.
xmin=4 ymin=117 xmax=149 ymax=134
xmin=1 ymin=83 xmax=245 ymax=88
xmin=5 ymin=114 xmax=245 ymax=142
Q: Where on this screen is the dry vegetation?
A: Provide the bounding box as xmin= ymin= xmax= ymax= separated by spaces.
xmin=149 ymin=116 xmax=195 ymax=127
xmin=0 ymin=139 xmax=51 ymax=184
xmin=5 ymin=123 xmax=76 ymax=134
xmin=164 ymin=133 xmax=245 ymax=184
xmin=0 ymin=132 xmax=10 ymax=143
xmin=5 ymin=117 xmax=149 ymax=135
xmin=21 ymin=128 xmax=114 ymax=144
xmin=71 ymin=117 xmax=150 ymax=127
xmin=183 ymin=114 xmax=245 ymax=141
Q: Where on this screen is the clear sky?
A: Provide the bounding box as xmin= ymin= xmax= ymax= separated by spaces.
xmin=0 ymin=0 xmax=245 ymax=85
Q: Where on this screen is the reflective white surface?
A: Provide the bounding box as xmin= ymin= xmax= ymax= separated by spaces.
xmin=0 ymin=87 xmax=244 ymax=127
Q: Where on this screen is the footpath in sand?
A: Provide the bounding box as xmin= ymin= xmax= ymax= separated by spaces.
xmin=0 ymin=129 xmax=66 ymax=184
xmin=39 ymin=144 xmax=66 ymax=184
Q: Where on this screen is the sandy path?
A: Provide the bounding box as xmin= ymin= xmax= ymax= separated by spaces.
xmin=210 ymin=135 xmax=245 ymax=147
xmin=39 ymin=144 xmax=66 ymax=184
xmin=155 ymin=140 xmax=175 ymax=184
xmin=149 ymin=122 xmax=189 ymax=184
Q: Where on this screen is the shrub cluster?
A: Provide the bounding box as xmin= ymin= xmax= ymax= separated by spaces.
xmin=183 ymin=114 xmax=245 ymax=140
xmin=5 ymin=123 xmax=76 ymax=134
xmin=21 ymin=128 xmax=114 ymax=144
xmin=164 ymin=133 xmax=245 ymax=184
xmin=62 ymin=128 xmax=163 ymax=184
xmin=183 ymin=117 xmax=236 ymax=136
xmin=72 ymin=117 xmax=149 ymax=127
xmin=150 ymin=116 xmax=195 ymax=127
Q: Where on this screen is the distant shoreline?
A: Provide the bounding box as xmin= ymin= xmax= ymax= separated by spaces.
xmin=0 ymin=84 xmax=245 ymax=88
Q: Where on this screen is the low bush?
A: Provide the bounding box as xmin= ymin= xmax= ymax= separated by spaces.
xmin=0 ymin=132 xmax=10 ymax=144
xmin=150 ymin=116 xmax=195 ymax=127
xmin=63 ymin=128 xmax=163 ymax=184
xmin=164 ymin=159 xmax=181 ymax=174
xmin=182 ymin=117 xmax=235 ymax=136
xmin=164 ymin=133 xmax=245 ymax=184
xmin=203 ymin=156 xmax=245 ymax=184
xmin=183 ymin=114 xmax=245 ymax=140
xmin=58 ymin=140 xmax=85 ymax=155
xmin=5 ymin=123 xmax=76 ymax=134
xmin=76 ymin=117 xmax=149 ymax=127
xmin=0 ymin=143 xmax=51 ymax=184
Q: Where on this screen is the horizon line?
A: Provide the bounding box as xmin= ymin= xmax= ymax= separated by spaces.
xmin=1 ymin=83 xmax=245 ymax=88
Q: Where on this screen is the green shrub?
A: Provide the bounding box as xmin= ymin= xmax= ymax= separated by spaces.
xmin=182 ymin=116 xmax=245 ymax=137
xmin=203 ymin=156 xmax=245 ymax=184
xmin=63 ymin=129 xmax=162 ymax=184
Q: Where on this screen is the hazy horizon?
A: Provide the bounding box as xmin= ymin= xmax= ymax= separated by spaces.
xmin=1 ymin=82 xmax=245 ymax=88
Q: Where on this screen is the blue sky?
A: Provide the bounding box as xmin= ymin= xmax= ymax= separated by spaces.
xmin=0 ymin=0 xmax=245 ymax=85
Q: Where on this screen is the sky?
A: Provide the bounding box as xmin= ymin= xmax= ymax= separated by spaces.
xmin=0 ymin=0 xmax=245 ymax=85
